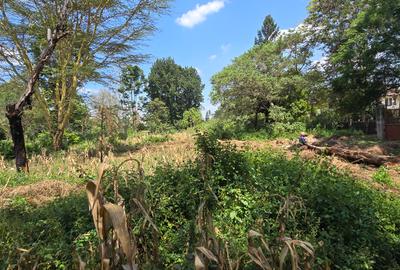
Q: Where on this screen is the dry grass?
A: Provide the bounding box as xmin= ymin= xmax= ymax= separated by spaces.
xmin=0 ymin=132 xmax=197 ymax=206
xmin=0 ymin=180 xmax=80 ymax=207
xmin=1 ymin=131 xmax=398 ymax=208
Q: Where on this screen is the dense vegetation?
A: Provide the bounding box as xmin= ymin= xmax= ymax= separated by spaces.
xmin=1 ymin=135 xmax=399 ymax=269
xmin=0 ymin=0 xmax=399 ymax=269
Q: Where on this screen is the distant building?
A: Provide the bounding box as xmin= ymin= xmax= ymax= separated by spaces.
xmin=382 ymin=89 xmax=400 ymax=110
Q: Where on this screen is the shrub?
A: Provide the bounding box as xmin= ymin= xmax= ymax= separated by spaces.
xmin=269 ymin=121 xmax=306 ymax=138
xmin=0 ymin=195 xmax=92 ymax=269
xmin=198 ymin=118 xmax=246 ymax=139
xmin=0 ymin=139 xmax=13 ymax=159
xmin=373 ymin=166 xmax=393 ymax=186
xmin=64 ymin=131 xmax=82 ymax=146
xmin=0 ymin=127 xmax=6 ymax=140
xmin=179 ymin=108 xmax=203 ymax=129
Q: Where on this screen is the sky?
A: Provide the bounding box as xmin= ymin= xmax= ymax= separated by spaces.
xmin=86 ymin=0 xmax=311 ymax=115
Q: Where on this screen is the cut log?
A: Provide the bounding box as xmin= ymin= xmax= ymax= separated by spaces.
xmin=305 ymin=144 xmax=400 ymax=167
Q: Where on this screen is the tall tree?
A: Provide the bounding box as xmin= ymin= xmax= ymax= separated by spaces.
xmin=212 ymin=33 xmax=312 ymax=128
xmin=306 ymin=0 xmax=400 ymax=113
xmin=254 ymin=15 xmax=279 ymax=45
xmin=1 ymin=0 xmax=71 ymax=171
xmin=40 ymin=0 xmax=170 ymax=149
xmin=1 ymin=0 xmax=170 ymax=151
xmin=146 ymin=58 xmax=204 ymax=125
xmin=118 ymin=65 xmax=146 ymax=130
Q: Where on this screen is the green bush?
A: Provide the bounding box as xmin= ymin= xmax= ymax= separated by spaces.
xmin=0 ymin=127 xmax=6 ymax=140
xmin=64 ymin=131 xmax=82 ymax=146
xmin=0 ymin=195 xmax=92 ymax=269
xmin=198 ymin=118 xmax=246 ymax=139
xmin=179 ymin=108 xmax=203 ymax=129
xmin=269 ymin=121 xmax=306 ymax=138
xmin=1 ymin=135 xmax=399 ymax=269
xmin=311 ymin=126 xmax=364 ymax=138
xmin=373 ymin=166 xmax=393 ymax=186
xmin=0 ymin=139 xmax=13 ymax=158
xmin=132 ymin=135 xmax=400 ymax=268
xmin=142 ymin=134 xmax=170 ymax=144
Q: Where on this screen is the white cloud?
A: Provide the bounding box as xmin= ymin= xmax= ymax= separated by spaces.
xmin=176 ymin=0 xmax=226 ymax=28
xmin=220 ymin=43 xmax=231 ymax=53
xmin=208 ymin=54 xmax=217 ymax=61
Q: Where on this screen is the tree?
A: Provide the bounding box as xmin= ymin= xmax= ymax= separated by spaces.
xmin=179 ymin=108 xmax=203 ymax=129
xmin=254 ymin=15 xmax=279 ymax=45
xmin=331 ymin=0 xmax=400 ymax=112
xmin=1 ymin=0 xmax=71 ymax=171
xmin=146 ymin=58 xmax=204 ymax=125
xmin=212 ymin=32 xmax=313 ymax=128
xmin=205 ymin=110 xmax=212 ymax=121
xmin=43 ymin=0 xmax=169 ymax=150
xmin=118 ymin=65 xmax=146 ymax=130
xmin=306 ymin=0 xmax=400 ymax=113
xmin=144 ymin=98 xmax=171 ymax=133
xmin=1 ymin=0 xmax=170 ymax=152
xmin=91 ymin=90 xmax=121 ymax=162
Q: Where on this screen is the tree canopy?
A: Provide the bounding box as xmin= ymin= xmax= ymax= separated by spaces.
xmin=306 ymin=0 xmax=400 ymax=113
xmin=254 ymin=15 xmax=279 ymax=45
xmin=212 ymin=31 xmax=313 ymax=127
xmin=146 ymin=58 xmax=204 ymax=125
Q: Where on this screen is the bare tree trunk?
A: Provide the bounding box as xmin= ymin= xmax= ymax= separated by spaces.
xmin=254 ymin=112 xmax=259 ymax=130
xmin=6 ymin=105 xmax=28 ymax=172
xmin=4 ymin=0 xmax=70 ymax=171
xmin=53 ymin=129 xmax=65 ymax=151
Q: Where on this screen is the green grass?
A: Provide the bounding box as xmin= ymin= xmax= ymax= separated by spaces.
xmin=1 ymin=134 xmax=400 ymax=269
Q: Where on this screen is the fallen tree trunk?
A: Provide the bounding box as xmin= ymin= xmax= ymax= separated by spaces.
xmin=305 ymin=144 xmax=400 ymax=167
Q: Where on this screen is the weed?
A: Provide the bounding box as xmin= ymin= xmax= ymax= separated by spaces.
xmin=373 ymin=166 xmax=393 ymax=186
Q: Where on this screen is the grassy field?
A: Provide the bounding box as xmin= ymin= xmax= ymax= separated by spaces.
xmin=0 ymin=131 xmax=400 ymax=269
xmin=1 ymin=131 xmax=399 ymax=206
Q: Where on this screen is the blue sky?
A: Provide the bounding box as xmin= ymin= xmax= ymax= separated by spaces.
xmin=87 ymin=0 xmax=311 ymax=114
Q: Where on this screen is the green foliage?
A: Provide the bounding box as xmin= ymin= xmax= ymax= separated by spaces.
xmin=146 ymin=58 xmax=204 ymax=125
xmin=1 ymin=135 xmax=400 ymax=269
xmin=254 ymin=14 xmax=279 ymax=45
xmin=118 ymin=65 xmax=146 ymax=131
xmin=141 ymin=134 xmax=170 ymax=145
xmin=306 ymin=0 xmax=400 ymax=113
xmin=0 ymin=195 xmax=92 ymax=269
xmin=179 ymin=108 xmax=203 ymax=129
xmin=0 ymin=127 xmax=6 ymax=140
xmin=211 ymin=32 xmax=313 ymax=129
xmin=144 ymin=98 xmax=173 ymax=133
xmin=198 ymin=118 xmax=247 ymax=140
xmin=142 ymin=135 xmax=400 ymax=268
xmin=373 ymin=166 xmax=394 ymax=186
xmin=311 ymin=127 xmax=364 ymax=138
xmin=0 ymin=139 xmax=13 ymax=159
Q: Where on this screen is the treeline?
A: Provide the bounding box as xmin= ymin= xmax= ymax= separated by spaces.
xmin=210 ymin=0 xmax=399 ymax=137
xmin=0 ymin=57 xmax=203 ymax=156
xmin=0 ymin=0 xmax=205 ymax=157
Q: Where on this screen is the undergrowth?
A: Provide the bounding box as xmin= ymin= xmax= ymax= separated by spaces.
xmin=0 ymin=133 xmax=399 ymax=269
